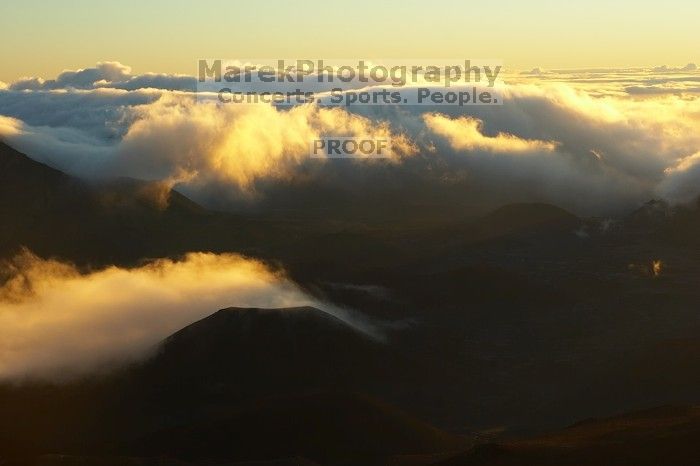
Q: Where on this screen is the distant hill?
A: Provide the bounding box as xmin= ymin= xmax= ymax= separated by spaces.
xmin=0 ymin=140 xmax=269 ymax=265
xmin=115 ymin=306 xmax=469 ymax=439
xmin=132 ymin=391 xmax=462 ymax=463
xmin=480 ymin=203 xmax=580 ymax=237
xmin=482 ymin=203 xmax=580 ymax=232
xmin=0 ymin=307 xmax=467 ymax=464
xmin=436 ymin=405 xmax=700 ymax=466
xmin=132 ymin=306 xmax=391 ymax=403
xmin=0 ymin=140 xmax=202 ymax=219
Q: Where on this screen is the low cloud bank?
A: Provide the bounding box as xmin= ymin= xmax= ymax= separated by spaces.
xmin=0 ymin=250 xmax=369 ymax=382
xmin=9 ymin=61 xmax=196 ymax=92
xmin=1 ymin=62 xmax=700 ymax=215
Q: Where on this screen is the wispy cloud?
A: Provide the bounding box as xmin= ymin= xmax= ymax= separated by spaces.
xmin=0 ymin=250 xmax=370 ymax=382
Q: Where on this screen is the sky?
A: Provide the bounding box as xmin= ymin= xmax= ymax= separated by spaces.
xmin=1 ymin=0 xmax=698 ymax=82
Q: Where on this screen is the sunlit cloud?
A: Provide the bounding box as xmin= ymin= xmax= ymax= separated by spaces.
xmin=115 ymin=96 xmax=416 ymax=198
xmin=1 ymin=62 xmax=700 ymax=216
xmin=424 ymin=114 xmax=558 ymax=153
xmin=659 ymin=152 xmax=700 ymax=202
xmin=0 ymin=250 xmax=372 ymax=382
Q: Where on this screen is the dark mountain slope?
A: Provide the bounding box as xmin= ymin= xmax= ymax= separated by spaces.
xmin=132 ymin=391 xmax=462 ymax=463
xmin=133 ymin=307 xmax=391 ymax=402
xmin=0 ymin=307 xmax=468 ymax=464
xmin=119 ymin=306 xmax=468 ymax=462
xmin=0 ymin=141 xmax=271 ymax=265
xmin=113 ymin=307 xmax=470 ymax=438
xmin=478 ymin=203 xmax=580 ymax=237
xmin=436 ymin=405 xmax=700 ymax=466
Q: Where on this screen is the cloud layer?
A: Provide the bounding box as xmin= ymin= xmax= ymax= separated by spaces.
xmin=1 ymin=62 xmax=700 ymax=216
xmin=0 ymin=250 xmax=366 ymax=382
xmin=9 ymin=61 xmax=196 ymax=92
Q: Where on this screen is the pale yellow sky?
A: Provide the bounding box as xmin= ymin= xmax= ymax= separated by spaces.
xmin=0 ymin=0 xmax=698 ymax=83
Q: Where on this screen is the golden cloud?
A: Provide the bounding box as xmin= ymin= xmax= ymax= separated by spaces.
xmin=115 ymin=96 xmax=417 ymax=197
xmin=0 ymin=250 xmax=344 ymax=382
xmin=424 ymin=113 xmax=558 ymax=153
